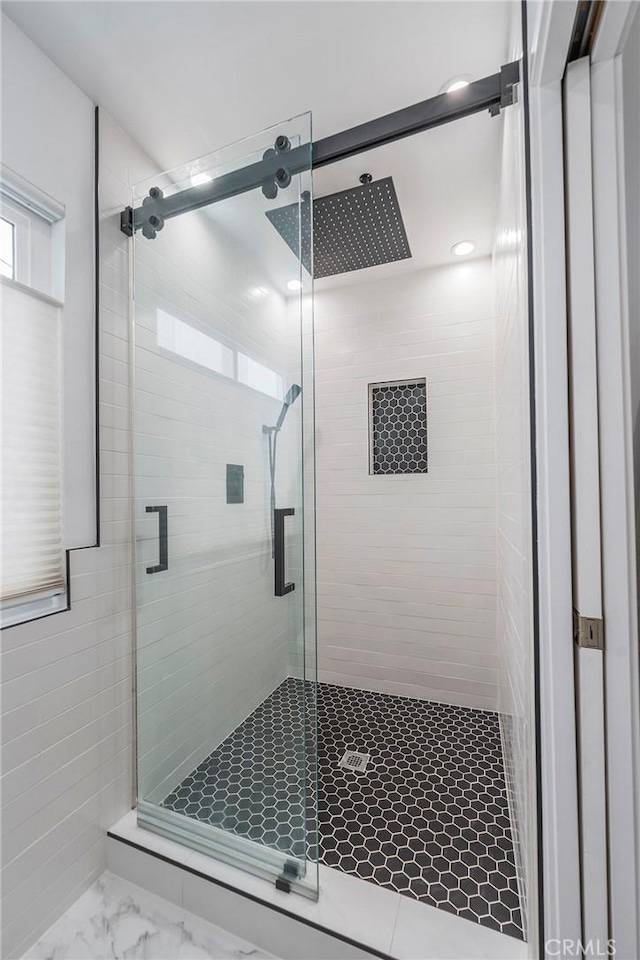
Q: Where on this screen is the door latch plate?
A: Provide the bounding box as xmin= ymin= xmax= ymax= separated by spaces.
xmin=573 ymin=608 xmax=604 ymax=650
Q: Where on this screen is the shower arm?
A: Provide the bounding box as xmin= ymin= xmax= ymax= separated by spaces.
xmin=121 ymin=61 xmax=519 ymax=239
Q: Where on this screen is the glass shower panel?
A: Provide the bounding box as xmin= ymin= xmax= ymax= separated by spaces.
xmin=131 ymin=115 xmax=317 ymax=897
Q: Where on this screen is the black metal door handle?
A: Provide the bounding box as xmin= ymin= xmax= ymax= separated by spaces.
xmin=146 ymin=505 xmax=168 ymax=573
xmin=274 ymin=507 xmax=295 ymax=597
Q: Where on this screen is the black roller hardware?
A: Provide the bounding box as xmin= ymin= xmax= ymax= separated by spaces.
xmin=121 ymin=62 xmax=520 ymax=238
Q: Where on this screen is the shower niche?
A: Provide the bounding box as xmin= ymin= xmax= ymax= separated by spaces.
xmin=130 ymin=115 xmax=318 ymax=897
xmin=369 ymin=378 xmax=428 ymax=475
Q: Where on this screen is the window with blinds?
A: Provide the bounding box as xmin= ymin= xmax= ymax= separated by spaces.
xmin=1 ymin=180 xmax=66 ymax=625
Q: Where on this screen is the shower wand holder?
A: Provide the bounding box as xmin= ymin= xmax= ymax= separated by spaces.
xmin=274 ymin=507 xmax=295 ymax=597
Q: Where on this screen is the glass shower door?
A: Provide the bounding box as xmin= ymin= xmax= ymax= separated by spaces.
xmin=131 ymin=115 xmax=317 ymax=897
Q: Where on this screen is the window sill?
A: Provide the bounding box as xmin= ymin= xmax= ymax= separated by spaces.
xmin=0 ymin=274 xmax=64 ymax=309
xmin=1 ymin=589 xmax=69 ymax=629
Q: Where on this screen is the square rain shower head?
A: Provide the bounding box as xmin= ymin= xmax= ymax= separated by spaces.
xmin=265 ymin=176 xmax=412 ymax=279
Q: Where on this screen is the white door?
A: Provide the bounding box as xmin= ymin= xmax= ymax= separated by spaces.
xmin=563 ymin=8 xmax=640 ymax=959
xmin=563 ymin=54 xmax=609 ymax=950
xmin=528 ymin=3 xmax=640 ymax=954
xmin=590 ymin=6 xmax=640 ymax=956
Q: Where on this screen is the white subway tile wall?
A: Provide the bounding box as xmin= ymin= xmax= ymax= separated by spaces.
xmin=314 ymin=260 xmax=499 ymax=711
xmin=1 ymin=99 xmax=312 ymax=955
xmin=0 ymin=107 xmax=295 ymax=957
xmin=0 ymin=110 xmax=149 ymax=959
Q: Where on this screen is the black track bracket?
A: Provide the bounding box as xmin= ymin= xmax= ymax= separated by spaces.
xmin=489 ymin=61 xmax=521 ymax=116
xmin=120 ymin=205 xmax=134 ymax=237
xmin=275 ymin=859 xmax=301 ymax=893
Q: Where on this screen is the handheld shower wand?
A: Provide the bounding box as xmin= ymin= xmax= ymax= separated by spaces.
xmin=275 ymin=383 xmax=302 ymax=429
xmin=264 ymin=384 xmax=302 ymax=558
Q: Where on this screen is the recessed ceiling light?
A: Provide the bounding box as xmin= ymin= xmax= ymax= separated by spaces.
xmin=287 ymin=279 xmax=303 ymax=291
xmin=451 ymin=240 xmax=475 ymax=257
xmin=191 ymin=172 xmax=212 ymax=187
xmin=441 ymin=76 xmax=472 ymax=94
xmin=249 ymin=286 xmax=269 ymax=299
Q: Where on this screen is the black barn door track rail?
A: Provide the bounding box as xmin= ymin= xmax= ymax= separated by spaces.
xmin=121 ymin=61 xmax=519 ymax=239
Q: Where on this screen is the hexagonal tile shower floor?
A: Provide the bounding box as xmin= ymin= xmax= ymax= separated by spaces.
xmin=161 ymin=678 xmax=524 ymax=941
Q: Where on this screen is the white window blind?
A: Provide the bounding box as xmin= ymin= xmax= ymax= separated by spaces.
xmin=1 ymin=280 xmax=65 ymax=607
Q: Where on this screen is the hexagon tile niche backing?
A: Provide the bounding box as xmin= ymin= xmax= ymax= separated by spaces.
xmin=161 ymin=679 xmax=524 ymax=941
xmin=369 ymin=379 xmax=428 ymax=475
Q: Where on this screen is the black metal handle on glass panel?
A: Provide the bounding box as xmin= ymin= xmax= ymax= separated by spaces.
xmin=146 ymin=505 xmax=168 ymax=574
xmin=274 ymin=508 xmax=295 ymax=597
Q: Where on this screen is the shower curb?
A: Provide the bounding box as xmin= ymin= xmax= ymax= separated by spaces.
xmin=106 ymin=830 xmax=393 ymax=960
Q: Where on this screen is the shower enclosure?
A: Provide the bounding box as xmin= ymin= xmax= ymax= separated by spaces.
xmin=131 ymin=114 xmax=318 ymax=897
xmin=126 ymin=68 xmax=526 ymax=911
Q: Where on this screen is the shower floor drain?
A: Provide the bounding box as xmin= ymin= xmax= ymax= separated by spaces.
xmin=339 ymin=750 xmax=370 ymax=773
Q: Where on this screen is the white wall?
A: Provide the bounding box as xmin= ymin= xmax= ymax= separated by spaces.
xmin=0 ymin=28 xmax=134 ymax=959
xmin=314 ymin=260 xmax=499 ymax=711
xmin=622 ymin=7 xmax=640 ymax=658
xmin=620 ymin=21 xmax=640 ymax=948
xmin=493 ymin=72 xmax=536 ymax=941
xmin=0 ymin=85 xmax=306 ymax=960
xmin=0 ymin=18 xmax=316 ymax=946
xmin=1 ymin=63 xmax=315 ymax=960
xmin=1 ymin=14 xmax=96 ymax=547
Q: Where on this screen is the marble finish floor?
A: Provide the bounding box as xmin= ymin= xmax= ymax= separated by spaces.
xmin=23 ymin=872 xmax=273 ymax=960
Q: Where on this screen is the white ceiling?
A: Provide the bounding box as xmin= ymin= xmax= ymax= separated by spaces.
xmin=4 ymin=1 xmax=515 ymax=284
